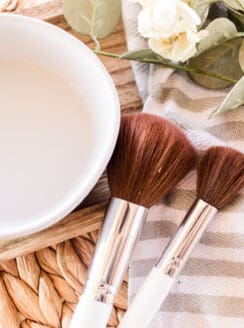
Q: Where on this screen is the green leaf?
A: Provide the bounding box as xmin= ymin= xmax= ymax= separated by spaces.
xmin=195 ymin=0 xmax=210 ymax=25
xmin=184 ymin=0 xmax=210 ymax=25
xmin=189 ymin=19 xmax=244 ymax=88
xmin=222 ymin=0 xmax=244 ymax=11
xmin=239 ymin=39 xmax=244 ymax=70
xmin=120 ymin=49 xmax=172 ymax=65
xmin=190 ymin=37 xmax=243 ymax=88
xmin=196 ymin=18 xmax=238 ymax=55
xmin=229 ymin=8 xmax=244 ymax=31
xmin=64 ymin=0 xmax=121 ymax=39
xmin=210 ymin=76 xmax=244 ymax=117
xmin=97 ymin=49 xmax=238 ymax=83
xmin=120 ymin=49 xmax=160 ymax=61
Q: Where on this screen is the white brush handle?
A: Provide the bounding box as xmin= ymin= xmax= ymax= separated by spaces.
xmin=70 ymin=295 xmax=112 ymax=328
xmin=119 ymin=267 xmax=175 ymax=328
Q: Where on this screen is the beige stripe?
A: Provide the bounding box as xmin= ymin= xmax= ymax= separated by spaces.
xmin=140 ymin=221 xmax=244 ymax=249
xmin=132 ymin=258 xmax=244 ymax=278
xmin=131 ymin=258 xmax=156 ymax=277
xmin=140 ymin=221 xmax=178 ymax=240
xmin=206 ymin=121 xmax=244 ymax=141
xmin=133 ymin=239 xmax=244 ymax=262
xmin=161 ymin=71 xmax=227 ymax=98
xmin=183 ymin=259 xmax=244 ymax=278
xmin=153 ymin=87 xmax=223 ymax=113
xmin=201 ymin=232 xmax=244 ymax=249
xmin=161 ymin=294 xmax=244 ymax=317
xmin=163 ymin=189 xmax=195 ymax=210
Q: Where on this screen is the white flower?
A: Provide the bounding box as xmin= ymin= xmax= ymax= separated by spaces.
xmin=138 ymin=1 xmax=177 ymax=38
xmin=130 ymin=0 xmax=152 ymax=8
xmin=148 ymin=29 xmax=208 ymax=62
xmin=138 ymin=0 xmax=201 ymax=39
xmin=134 ymin=0 xmax=208 ymax=62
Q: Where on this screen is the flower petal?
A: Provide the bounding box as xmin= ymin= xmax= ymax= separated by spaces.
xmin=177 ymin=0 xmax=201 ymax=25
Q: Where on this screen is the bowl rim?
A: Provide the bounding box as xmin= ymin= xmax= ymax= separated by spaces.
xmin=0 ymin=13 xmax=120 ymax=239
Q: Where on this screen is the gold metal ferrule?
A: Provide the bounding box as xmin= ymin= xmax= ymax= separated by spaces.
xmin=156 ymin=199 xmax=218 ymax=278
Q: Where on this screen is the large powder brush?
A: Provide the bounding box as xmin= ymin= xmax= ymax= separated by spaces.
xmin=119 ymin=146 xmax=244 ymax=328
xmin=108 ymin=113 xmax=196 ymax=207
xmin=70 ymin=113 xmax=196 ymax=328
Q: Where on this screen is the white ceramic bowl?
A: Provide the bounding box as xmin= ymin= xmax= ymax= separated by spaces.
xmin=0 ymin=14 xmax=120 ymax=239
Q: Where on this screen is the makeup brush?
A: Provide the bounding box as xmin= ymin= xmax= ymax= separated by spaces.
xmin=70 ymin=112 xmax=196 ymax=328
xmin=119 ymin=146 xmax=244 ymax=328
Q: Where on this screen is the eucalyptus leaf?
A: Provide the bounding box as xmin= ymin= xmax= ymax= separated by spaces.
xmin=184 ymin=0 xmax=210 ymax=24
xmin=120 ymin=49 xmax=178 ymax=67
xmin=239 ymin=39 xmax=244 ymax=70
xmin=120 ymin=49 xmax=168 ymax=62
xmin=64 ymin=0 xmax=121 ymax=39
xmin=194 ymin=0 xmax=210 ymax=25
xmin=118 ymin=48 xmax=236 ymax=83
xmin=210 ymin=76 xmax=244 ymax=117
xmin=196 ymin=18 xmax=238 ymax=56
xmin=189 ymin=35 xmax=244 ymax=88
xmin=229 ymin=8 xmax=244 ymax=31
xmin=98 ymin=49 xmax=239 ymax=83
xmin=222 ymin=0 xmax=244 ymax=11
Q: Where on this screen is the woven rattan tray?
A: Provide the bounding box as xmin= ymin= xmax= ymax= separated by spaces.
xmin=0 ymin=1 xmax=142 ymax=326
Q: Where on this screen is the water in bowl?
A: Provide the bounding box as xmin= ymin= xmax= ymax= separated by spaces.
xmin=0 ymin=59 xmax=93 ymax=230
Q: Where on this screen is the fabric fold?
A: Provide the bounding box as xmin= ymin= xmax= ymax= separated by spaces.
xmin=122 ymin=1 xmax=244 ymax=327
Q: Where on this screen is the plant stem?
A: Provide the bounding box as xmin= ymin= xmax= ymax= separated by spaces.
xmin=95 ymin=50 xmax=238 ymax=84
xmin=92 ymin=35 xmax=101 ymax=51
xmin=95 ymin=50 xmax=120 ymax=58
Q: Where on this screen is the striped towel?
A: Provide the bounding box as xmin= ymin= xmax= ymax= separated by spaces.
xmin=122 ymin=1 xmax=244 ymax=327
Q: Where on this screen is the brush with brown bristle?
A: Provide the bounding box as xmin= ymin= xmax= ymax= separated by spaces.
xmin=70 ymin=113 xmax=196 ymax=328
xmin=119 ymin=146 xmax=244 ymax=328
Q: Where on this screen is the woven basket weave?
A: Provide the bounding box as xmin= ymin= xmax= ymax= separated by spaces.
xmin=0 ymin=230 xmax=127 ymax=327
xmin=0 ymin=1 xmax=138 ymax=326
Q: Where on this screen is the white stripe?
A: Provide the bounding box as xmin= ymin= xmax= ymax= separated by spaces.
xmin=162 ymin=100 xmax=217 ymax=130
xmin=191 ymin=243 xmax=244 ymax=262
xmin=133 ymin=238 xmax=166 ymax=261
xmin=151 ymin=312 xmax=244 ymax=328
xmin=131 ymin=275 xmax=244 ymax=298
xmin=208 ymin=213 xmax=244 ymax=233
xmin=186 ymin=128 xmax=225 ymax=149
xmin=133 ymin=239 xmax=244 ymax=261
xmin=172 ymin=276 xmax=244 ymax=298
xmin=147 ymin=207 xmax=244 ymax=233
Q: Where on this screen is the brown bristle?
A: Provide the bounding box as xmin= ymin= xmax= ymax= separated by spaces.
xmin=197 ymin=146 xmax=244 ymax=209
xmin=107 ymin=113 xmax=196 ymax=208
